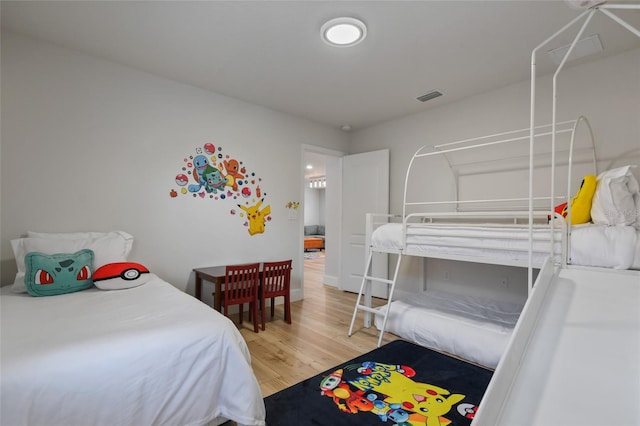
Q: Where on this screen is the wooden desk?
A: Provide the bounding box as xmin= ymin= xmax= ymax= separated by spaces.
xmin=194 ymin=263 xmax=290 ymax=312
xmin=193 ymin=266 xmax=226 ymax=312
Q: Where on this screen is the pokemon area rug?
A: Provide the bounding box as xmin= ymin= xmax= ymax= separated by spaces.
xmin=264 ymin=340 xmax=493 ymax=426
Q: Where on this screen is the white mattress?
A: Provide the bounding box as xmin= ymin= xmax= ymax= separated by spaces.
xmin=569 ymin=223 xmax=639 ymax=269
xmin=0 ymin=276 xmax=266 ymax=426
xmin=372 ymin=222 xmax=639 ymax=269
xmin=374 ymin=290 xmax=524 ymax=369
xmin=372 ymin=222 xmax=562 ymax=266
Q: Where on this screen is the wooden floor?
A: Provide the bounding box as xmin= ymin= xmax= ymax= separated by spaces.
xmin=237 ymin=252 xmax=398 ymax=397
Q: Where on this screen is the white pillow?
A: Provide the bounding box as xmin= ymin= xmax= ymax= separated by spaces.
xmin=591 ymin=165 xmax=640 ymax=227
xmin=10 ymin=231 xmax=134 ymax=293
xmin=27 ymin=231 xmax=113 ymax=239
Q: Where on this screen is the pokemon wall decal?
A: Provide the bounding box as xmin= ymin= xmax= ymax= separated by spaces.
xmin=239 ymin=199 xmax=271 ymax=236
xmin=285 ymin=201 xmax=300 ymax=210
xmin=169 ymin=143 xmax=271 ymax=235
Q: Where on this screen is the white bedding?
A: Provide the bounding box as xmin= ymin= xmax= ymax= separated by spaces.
xmin=372 ymin=222 xmax=562 ymax=266
xmin=374 ymin=290 xmax=524 ymax=369
xmin=0 ymin=276 xmax=266 ymax=426
xmin=569 ymin=223 xmax=639 ymax=269
xmin=372 ymin=222 xmax=639 ymax=269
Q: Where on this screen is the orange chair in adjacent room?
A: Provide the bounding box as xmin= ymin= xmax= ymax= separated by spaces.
xmin=220 ymin=263 xmax=260 ymax=333
xmin=260 ymin=259 xmax=292 ymax=330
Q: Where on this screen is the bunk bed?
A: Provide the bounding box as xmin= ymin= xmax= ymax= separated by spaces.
xmin=348 ymin=2 xmax=640 ymax=373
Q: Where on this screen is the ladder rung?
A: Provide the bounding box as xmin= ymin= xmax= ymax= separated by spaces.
xmin=355 ymin=305 xmax=381 ymax=314
xmin=348 ymin=251 xmax=403 ymax=348
xmin=363 ymin=275 xmax=394 ymax=285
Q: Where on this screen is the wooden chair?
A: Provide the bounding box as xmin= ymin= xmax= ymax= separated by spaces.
xmin=220 ymin=263 xmax=260 ymax=333
xmin=260 ymin=259 xmax=292 ymax=330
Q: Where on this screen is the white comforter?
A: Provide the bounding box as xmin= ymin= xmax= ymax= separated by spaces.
xmin=371 ymin=223 xmax=562 ymax=266
xmin=372 ymin=222 xmax=639 ymax=269
xmin=375 ymin=290 xmax=524 ymax=369
xmin=0 ymin=276 xmax=266 ymax=426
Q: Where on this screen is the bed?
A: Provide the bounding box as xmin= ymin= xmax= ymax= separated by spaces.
xmin=351 ymin=115 xmax=640 ymax=354
xmin=370 ymin=219 xmax=640 ymax=271
xmin=351 ymin=57 xmax=638 ymax=368
xmin=1 ymin=231 xmax=266 ymax=426
xmin=349 ymin=2 xmax=640 ymax=382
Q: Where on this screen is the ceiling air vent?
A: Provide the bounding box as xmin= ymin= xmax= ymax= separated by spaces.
xmin=416 ymin=90 xmax=443 ymax=103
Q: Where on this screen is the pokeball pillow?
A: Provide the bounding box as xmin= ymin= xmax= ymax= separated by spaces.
xmin=93 ymin=262 xmax=151 ymax=290
xmin=24 ymin=249 xmax=94 ymax=297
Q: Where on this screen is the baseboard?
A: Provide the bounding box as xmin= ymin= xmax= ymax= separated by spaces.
xmin=290 ymin=288 xmax=303 ymax=302
xmin=323 ymin=274 xmax=338 ymax=288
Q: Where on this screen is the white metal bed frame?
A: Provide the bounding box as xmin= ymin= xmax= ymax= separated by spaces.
xmin=351 ymin=115 xmax=594 ymax=346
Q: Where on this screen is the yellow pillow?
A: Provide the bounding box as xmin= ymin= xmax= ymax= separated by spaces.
xmin=564 ymin=175 xmax=597 ymax=224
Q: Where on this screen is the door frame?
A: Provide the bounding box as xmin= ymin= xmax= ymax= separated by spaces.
xmin=299 ymin=144 xmax=345 ymax=301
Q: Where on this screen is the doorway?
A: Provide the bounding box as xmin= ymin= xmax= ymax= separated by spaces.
xmin=301 ymin=145 xmax=343 ymax=297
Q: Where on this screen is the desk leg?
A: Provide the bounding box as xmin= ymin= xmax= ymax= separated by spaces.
xmin=195 ymin=273 xmax=202 ymax=301
xmin=214 ymin=277 xmax=223 ymax=312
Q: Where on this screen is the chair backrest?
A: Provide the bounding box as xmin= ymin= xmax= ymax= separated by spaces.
xmin=224 ymin=263 xmax=260 ymax=304
xmin=261 ymin=259 xmax=292 ymax=297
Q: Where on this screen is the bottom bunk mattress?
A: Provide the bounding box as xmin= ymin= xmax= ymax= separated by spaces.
xmin=374 ymin=289 xmax=524 ymax=369
xmin=0 ymin=276 xmax=266 ymax=426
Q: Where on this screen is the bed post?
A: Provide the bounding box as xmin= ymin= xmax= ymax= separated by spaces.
xmin=529 ymin=8 xmax=591 ymax=294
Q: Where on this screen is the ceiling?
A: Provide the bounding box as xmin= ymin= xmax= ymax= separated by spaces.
xmin=5 ymin=1 xmax=639 ymax=182
xmin=3 ymin=1 xmax=639 ymax=136
xmin=304 ymin=151 xmax=328 ymax=181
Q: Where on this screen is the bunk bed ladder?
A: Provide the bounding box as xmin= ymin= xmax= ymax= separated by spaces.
xmin=348 ymin=249 xmax=403 ymax=347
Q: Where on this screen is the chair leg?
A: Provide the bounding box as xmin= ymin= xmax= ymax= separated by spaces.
xmin=270 ymin=297 xmax=275 ymax=318
xmin=284 ymin=295 xmax=291 ymax=324
xmin=260 ymin=296 xmax=266 ymax=331
xmin=252 ymin=300 xmax=259 ymax=333
xmin=239 ymin=303 xmax=244 ymax=324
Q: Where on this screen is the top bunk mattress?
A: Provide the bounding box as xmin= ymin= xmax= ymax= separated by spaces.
xmin=371 ymin=222 xmax=562 ymax=267
xmin=371 ymin=222 xmax=639 ymax=269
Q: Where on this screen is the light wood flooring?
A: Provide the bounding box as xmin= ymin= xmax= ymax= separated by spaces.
xmin=237 ymin=252 xmax=399 ymax=397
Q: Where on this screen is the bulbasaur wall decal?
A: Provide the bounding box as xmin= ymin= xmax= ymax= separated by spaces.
xmin=169 ymin=143 xmax=271 ymax=235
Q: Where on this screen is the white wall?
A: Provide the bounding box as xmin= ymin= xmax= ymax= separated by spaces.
xmin=303 ymin=187 xmax=325 ymax=226
xmin=350 ymin=48 xmax=640 ymax=209
xmin=0 ymin=32 xmax=350 ymax=303
xmin=349 ymin=48 xmax=640 ymax=301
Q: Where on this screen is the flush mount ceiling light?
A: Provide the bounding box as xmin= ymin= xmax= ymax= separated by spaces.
xmin=321 ymin=17 xmax=367 ymax=47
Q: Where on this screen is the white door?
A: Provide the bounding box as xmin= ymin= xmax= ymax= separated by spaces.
xmin=340 ymin=149 xmax=389 ymax=296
